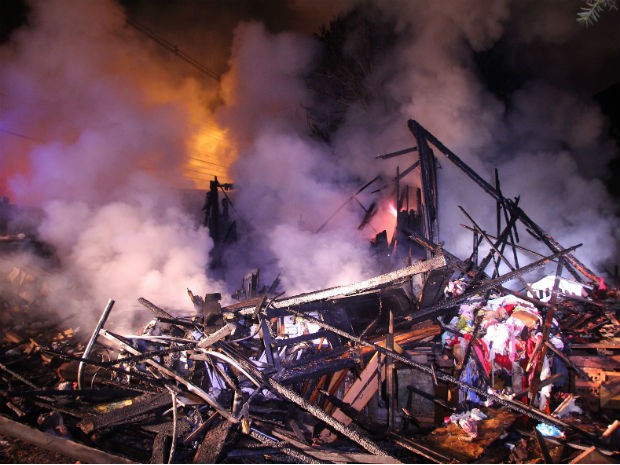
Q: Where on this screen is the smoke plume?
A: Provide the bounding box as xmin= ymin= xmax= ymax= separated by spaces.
xmin=1 ymin=0 xmax=618 ymax=332
xmin=1 ymin=0 xmax=225 ymax=331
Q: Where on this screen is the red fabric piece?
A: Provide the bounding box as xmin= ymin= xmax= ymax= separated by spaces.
xmin=463 ymin=333 xmax=491 ymax=376
xmin=503 ymin=303 xmax=517 ymax=314
xmin=494 ymin=353 xmax=513 ymax=371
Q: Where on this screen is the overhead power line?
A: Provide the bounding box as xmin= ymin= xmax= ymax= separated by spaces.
xmin=127 ymin=18 xmax=220 ymax=83
xmin=0 ymin=127 xmax=40 ymax=142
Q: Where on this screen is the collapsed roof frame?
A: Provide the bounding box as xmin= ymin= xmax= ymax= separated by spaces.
xmin=381 ymin=119 xmax=602 ymax=286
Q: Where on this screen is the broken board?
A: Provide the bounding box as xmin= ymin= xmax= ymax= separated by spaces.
xmin=423 ymin=407 xmax=517 ymax=462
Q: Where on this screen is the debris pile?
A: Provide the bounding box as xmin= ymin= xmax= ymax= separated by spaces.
xmin=0 ymin=120 xmax=619 ymax=463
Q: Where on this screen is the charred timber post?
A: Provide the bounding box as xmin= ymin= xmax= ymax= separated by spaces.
xmin=77 ymin=298 xmax=115 ymax=390
xmin=227 ymin=254 xmax=448 ymax=317
xmin=410 ymin=120 xmax=439 ymax=247
xmin=408 ymin=119 xmax=600 ymax=284
xmin=386 ymin=307 xmax=396 ymax=431
xmin=495 ymin=170 xmax=521 ymax=268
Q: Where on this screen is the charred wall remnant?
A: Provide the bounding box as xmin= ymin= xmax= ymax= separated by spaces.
xmin=0 ymin=120 xmax=619 ymax=464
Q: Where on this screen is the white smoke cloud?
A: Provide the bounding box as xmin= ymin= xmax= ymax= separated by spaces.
xmin=1 ymin=0 xmax=618 ymax=332
xmin=210 ymin=0 xmax=619 ymax=291
xmin=1 ymin=0 xmax=225 ymax=331
xmin=215 ymin=21 xmax=376 ymax=293
xmin=39 ymin=197 xmax=213 ymax=331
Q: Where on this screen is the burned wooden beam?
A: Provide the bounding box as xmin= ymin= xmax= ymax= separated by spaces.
xmin=215 ymin=342 xmax=399 ymax=460
xmin=137 ymin=296 xmax=174 ymax=319
xmin=0 ymin=414 xmax=136 ymax=463
xmin=410 ymin=120 xmax=439 ymax=246
xmin=193 ymin=416 xmax=235 ymax=463
xmin=77 ymin=298 xmax=114 ymax=390
xmin=391 ymin=433 xmax=460 ymax=463
xmin=376 ymin=146 xmax=418 ymax=160
xmin=78 ymin=391 xmax=172 ymax=434
xmin=273 ymin=347 xmax=359 ymax=384
xmin=272 ymin=429 xmax=399 ymax=464
xmin=227 ymin=253 xmax=448 ymax=317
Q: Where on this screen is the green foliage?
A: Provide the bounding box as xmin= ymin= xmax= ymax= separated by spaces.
xmin=577 ymin=0 xmax=618 ymax=26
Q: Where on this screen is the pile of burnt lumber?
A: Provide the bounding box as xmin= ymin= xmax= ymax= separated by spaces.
xmin=1 ymin=119 xmax=619 ymax=463
xmin=0 ymin=249 xmax=619 ymax=463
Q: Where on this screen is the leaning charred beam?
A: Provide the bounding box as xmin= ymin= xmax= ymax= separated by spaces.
xmin=78 ymin=298 xmax=115 ymax=390
xmin=137 ymin=297 xmax=174 ymax=319
xmin=0 ymin=415 xmax=136 ymax=464
xmin=217 ymin=342 xmax=399 ymax=460
xmin=409 ymin=245 xmax=581 ymax=323
xmin=227 ymin=254 xmax=448 ymax=317
xmin=248 ymin=428 xmax=321 ymax=464
xmin=410 ymin=119 xmax=439 ymax=246
xmin=273 ymin=346 xmax=360 ymax=384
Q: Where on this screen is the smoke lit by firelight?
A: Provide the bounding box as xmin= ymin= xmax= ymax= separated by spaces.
xmin=0 ymin=0 xmax=618 ymax=331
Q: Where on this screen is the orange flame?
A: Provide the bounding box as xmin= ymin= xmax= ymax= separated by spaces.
xmin=184 ymin=121 xmax=236 ymax=189
xmin=361 ymin=199 xmax=398 ymax=243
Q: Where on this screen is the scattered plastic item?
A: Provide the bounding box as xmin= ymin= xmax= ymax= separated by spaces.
xmin=535 ymin=422 xmax=565 ymax=438
xmin=449 ymin=408 xmax=488 ymax=438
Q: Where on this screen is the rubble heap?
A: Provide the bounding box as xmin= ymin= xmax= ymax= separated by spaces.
xmin=0 ymin=120 xmax=619 ymax=464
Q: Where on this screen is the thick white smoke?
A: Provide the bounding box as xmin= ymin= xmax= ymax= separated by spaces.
xmin=214 ymin=0 xmax=618 ymax=288
xmin=1 ymin=0 xmax=618 ymax=334
xmin=215 ymin=21 xmax=376 ymax=293
xmin=1 ymin=0 xmax=225 ymax=331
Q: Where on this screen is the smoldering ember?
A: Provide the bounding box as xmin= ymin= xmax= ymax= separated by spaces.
xmin=0 ymin=118 xmax=619 ymax=464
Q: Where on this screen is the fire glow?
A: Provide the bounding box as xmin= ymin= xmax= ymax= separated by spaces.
xmin=185 ymin=122 xmax=235 ymax=190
